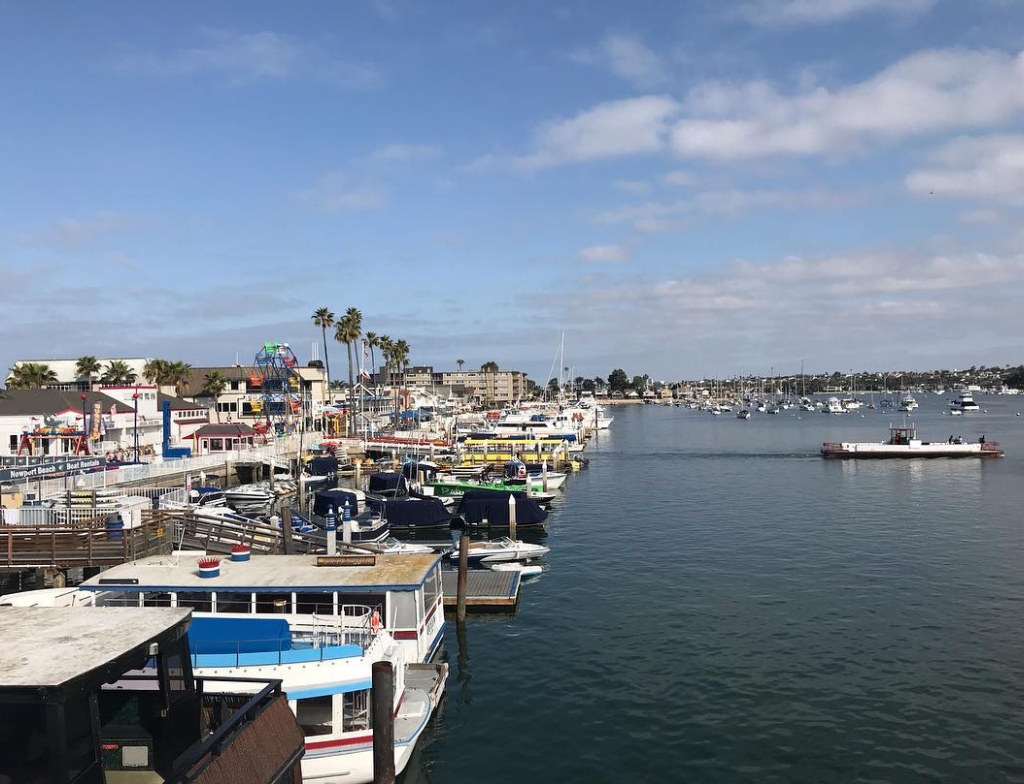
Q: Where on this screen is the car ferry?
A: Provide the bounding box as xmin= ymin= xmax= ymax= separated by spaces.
xmin=821 ymin=423 xmax=1003 ymax=458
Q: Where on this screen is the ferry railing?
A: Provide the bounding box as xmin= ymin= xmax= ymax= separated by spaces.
xmin=190 ymin=626 xmax=379 ymax=668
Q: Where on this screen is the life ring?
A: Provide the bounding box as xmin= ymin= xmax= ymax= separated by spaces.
xmin=370 ymin=608 xmax=383 ymax=633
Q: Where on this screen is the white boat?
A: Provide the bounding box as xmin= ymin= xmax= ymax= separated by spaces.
xmin=841 ymin=398 xmax=862 ymax=411
xmin=821 ymin=423 xmax=1003 ymax=459
xmin=2 ymin=550 xmax=450 ymax=784
xmin=358 ymin=537 xmax=436 ymax=555
xmin=489 ymin=562 xmax=543 ymax=577
xmin=949 ymin=392 xmax=980 ymax=413
xmin=823 ymin=397 xmax=845 ymax=414
xmin=737 ymin=409 xmax=751 ymax=419
xmin=899 ymin=395 xmax=919 ymax=411
xmin=454 ymin=536 xmax=550 ymax=565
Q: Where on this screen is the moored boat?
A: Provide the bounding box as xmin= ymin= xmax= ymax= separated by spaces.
xmin=453 ymin=536 xmax=550 ymax=565
xmin=821 ymin=423 xmax=1003 ymax=458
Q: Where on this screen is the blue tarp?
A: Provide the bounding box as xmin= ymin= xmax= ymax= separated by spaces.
xmin=457 ymin=490 xmax=549 ymax=528
xmin=188 ymin=616 xmax=291 ymax=655
xmin=307 ymin=456 xmax=338 ymax=476
xmin=366 ymin=496 xmax=452 ymax=530
xmin=368 ymin=472 xmax=407 ymax=496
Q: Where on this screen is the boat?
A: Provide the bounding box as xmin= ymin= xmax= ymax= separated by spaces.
xmin=737 ymin=409 xmax=751 ymax=419
xmin=823 ymin=397 xmax=845 ymax=414
xmin=453 ymin=536 xmax=550 ymax=565
xmin=489 ymin=561 xmax=544 ymax=578
xmin=0 ymin=605 xmax=305 ymax=784
xmin=821 ymin=423 xmax=1003 ymax=458
xmin=899 ymin=395 xmax=919 ymax=411
xmin=4 ymin=550 xmax=450 ymax=783
xmin=456 ymin=489 xmax=550 ymax=530
xmin=949 ymin=392 xmax=981 ymax=413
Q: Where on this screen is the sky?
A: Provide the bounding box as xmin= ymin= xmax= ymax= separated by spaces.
xmin=2 ymin=0 xmax=1024 ymax=384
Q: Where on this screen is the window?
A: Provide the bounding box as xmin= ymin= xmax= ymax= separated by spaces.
xmin=230 ymin=381 xmax=239 ymax=391
xmin=296 ymin=592 xmax=335 ymax=615
xmin=10 ymin=434 xmax=18 ymax=451
xmin=209 ymin=438 xmax=223 ymax=451
xmin=422 ymin=568 xmax=441 ymax=615
xmin=215 ymin=592 xmax=253 ymax=613
xmin=142 ymin=592 xmax=172 ymax=607
xmin=177 ymin=592 xmax=212 ymax=612
xmin=342 ymin=690 xmax=370 ymax=731
xmin=296 ymin=695 xmax=333 ymax=736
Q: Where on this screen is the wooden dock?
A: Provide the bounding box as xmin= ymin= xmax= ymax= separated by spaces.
xmin=441 ymin=569 xmax=521 ymax=611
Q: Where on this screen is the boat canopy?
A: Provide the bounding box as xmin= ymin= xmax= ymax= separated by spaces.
xmin=313 ymin=489 xmax=361 ymax=516
xmin=307 ymin=456 xmax=339 ymax=476
xmin=457 ymin=490 xmax=549 ymax=527
xmin=366 ymin=496 xmax=452 ymax=529
xmin=368 ymin=472 xmax=408 ymax=496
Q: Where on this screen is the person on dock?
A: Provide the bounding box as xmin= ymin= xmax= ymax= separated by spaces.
xmin=979 ymin=435 xmax=986 ymax=445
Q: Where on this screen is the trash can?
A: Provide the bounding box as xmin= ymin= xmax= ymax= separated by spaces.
xmin=106 ymin=514 xmax=124 ymax=541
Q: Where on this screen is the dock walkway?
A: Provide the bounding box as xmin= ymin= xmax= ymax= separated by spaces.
xmin=441 ymin=569 xmax=520 ymax=611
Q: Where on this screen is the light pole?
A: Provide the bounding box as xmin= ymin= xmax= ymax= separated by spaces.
xmin=80 ymin=393 xmax=88 ymax=455
xmin=132 ymin=387 xmax=140 ymax=462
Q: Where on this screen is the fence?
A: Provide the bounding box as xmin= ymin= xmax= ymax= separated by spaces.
xmin=0 ymin=515 xmax=172 ymax=570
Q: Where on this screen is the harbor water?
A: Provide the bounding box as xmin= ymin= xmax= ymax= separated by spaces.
xmin=410 ymin=397 xmax=1024 ymax=782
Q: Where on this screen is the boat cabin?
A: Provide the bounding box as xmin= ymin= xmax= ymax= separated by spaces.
xmin=889 ymin=424 xmax=919 ymax=445
xmin=77 ymin=552 xmax=447 ymax=664
xmin=0 ymin=606 xmax=303 ymax=784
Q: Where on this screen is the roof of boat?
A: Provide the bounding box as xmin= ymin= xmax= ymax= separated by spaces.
xmin=0 ymin=607 xmax=190 ymax=691
xmin=79 ymin=552 xmax=444 ymax=593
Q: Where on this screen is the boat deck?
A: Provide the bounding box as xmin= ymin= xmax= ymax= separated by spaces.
xmin=441 ymin=569 xmax=520 ymax=611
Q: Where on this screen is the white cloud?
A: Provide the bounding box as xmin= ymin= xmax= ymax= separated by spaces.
xmin=579 ymin=244 xmax=628 ymax=263
xmin=371 ymin=143 xmax=443 ymax=162
xmin=297 ymin=172 xmax=389 ymax=213
xmin=572 ymin=34 xmax=667 ymax=88
xmin=514 ymin=96 xmax=680 ymax=170
xmin=905 ymin=135 xmax=1024 ymax=203
xmin=594 ymin=188 xmax=854 ymax=231
xmin=739 ymin=0 xmax=936 ymax=26
xmin=671 ymin=48 xmax=1024 ymax=160
xmin=119 ymin=30 xmax=381 ymax=88
xmin=959 ymin=208 xmax=1003 ymax=224
xmin=613 ymin=180 xmax=651 ymax=195
xmin=20 ymin=212 xmax=151 ymax=252
xmin=663 ymin=170 xmax=696 ymax=186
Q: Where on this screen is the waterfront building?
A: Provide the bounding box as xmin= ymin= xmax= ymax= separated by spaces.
xmin=0 ymin=388 xmax=205 ymax=458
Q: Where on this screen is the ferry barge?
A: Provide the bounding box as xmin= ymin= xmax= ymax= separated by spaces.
xmin=822 ymin=424 xmax=1003 ymax=459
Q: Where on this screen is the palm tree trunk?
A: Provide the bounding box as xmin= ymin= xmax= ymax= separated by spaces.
xmin=321 ymin=325 xmax=332 ymax=401
xmin=346 ymin=341 xmax=355 ymax=437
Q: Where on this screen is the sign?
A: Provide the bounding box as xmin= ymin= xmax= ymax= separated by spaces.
xmin=0 ymin=456 xmax=106 ymax=483
xmin=316 ymin=555 xmax=376 ymax=567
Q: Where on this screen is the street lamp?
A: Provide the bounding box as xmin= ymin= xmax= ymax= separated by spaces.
xmin=80 ymin=393 xmax=88 ymax=455
xmin=132 ymin=387 xmax=140 ymax=463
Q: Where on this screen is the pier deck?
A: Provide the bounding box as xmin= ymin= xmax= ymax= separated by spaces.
xmin=441 ymin=569 xmax=521 ymax=611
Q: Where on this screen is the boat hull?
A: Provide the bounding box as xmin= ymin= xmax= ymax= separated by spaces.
xmin=821 ymin=443 xmax=1002 ymax=458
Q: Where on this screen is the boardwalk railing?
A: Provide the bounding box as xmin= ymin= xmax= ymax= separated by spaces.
xmin=0 ymin=515 xmax=172 ymax=570
xmin=20 ymin=436 xmax=303 ymax=500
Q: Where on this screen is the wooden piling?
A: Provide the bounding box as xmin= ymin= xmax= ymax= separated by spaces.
xmin=542 ymin=461 xmax=549 ymax=492
xmin=456 ymin=532 xmax=469 ymax=623
xmin=371 ymin=660 xmax=396 ymax=784
xmin=282 ymin=507 xmax=294 ymax=555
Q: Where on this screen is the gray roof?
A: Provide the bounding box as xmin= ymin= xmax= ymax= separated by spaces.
xmin=0 ymin=607 xmax=190 ymax=691
xmin=0 ymin=389 xmax=134 ymax=417
xmin=157 ymin=392 xmax=207 ymax=411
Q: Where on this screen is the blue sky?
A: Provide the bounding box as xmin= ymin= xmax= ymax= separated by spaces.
xmin=2 ymin=0 xmax=1024 ymax=383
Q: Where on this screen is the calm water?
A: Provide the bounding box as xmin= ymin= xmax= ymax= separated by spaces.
xmin=408 ymin=397 xmax=1024 ymax=783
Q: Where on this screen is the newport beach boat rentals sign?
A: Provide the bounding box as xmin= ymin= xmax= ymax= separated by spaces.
xmin=0 ymin=456 xmax=106 ymax=482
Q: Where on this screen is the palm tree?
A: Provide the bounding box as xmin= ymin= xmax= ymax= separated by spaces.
xmin=100 ymin=360 xmax=138 ymax=385
xmin=142 ymin=359 xmax=170 ymax=385
xmin=311 ymin=307 xmax=335 ymax=401
xmin=166 ymin=361 xmax=193 ymax=397
xmin=202 ymin=370 xmax=229 ymax=423
xmin=457 ymin=358 xmax=465 ymax=372
xmin=6 ymin=362 xmax=58 ymax=389
xmin=364 ymin=331 xmax=380 ymax=384
xmin=393 ymin=339 xmax=410 ymax=428
xmin=75 ymin=356 xmax=101 ymax=388
xmin=334 ymin=307 xmax=362 ymax=436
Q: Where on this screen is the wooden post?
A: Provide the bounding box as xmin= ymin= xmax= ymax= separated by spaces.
xmin=542 ymin=461 xmax=549 ymax=492
xmin=371 ymin=660 xmax=396 ymax=784
xmin=508 ymin=493 xmax=517 ymax=540
xmin=456 ymin=532 xmax=469 ymax=623
xmin=282 ymin=507 xmax=294 ymax=555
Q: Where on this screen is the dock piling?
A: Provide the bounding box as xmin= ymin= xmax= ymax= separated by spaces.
xmin=542 ymin=462 xmax=549 ymax=492
xmin=281 ymin=507 xmax=294 ymax=555
xmin=371 ymin=660 xmax=396 ymax=784
xmin=508 ymin=493 xmax=517 ymax=540
xmin=456 ymin=532 xmax=469 ymax=623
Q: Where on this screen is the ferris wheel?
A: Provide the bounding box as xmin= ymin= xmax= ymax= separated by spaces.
xmin=249 ymin=341 xmax=301 ymax=437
